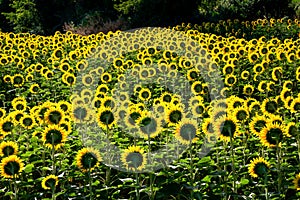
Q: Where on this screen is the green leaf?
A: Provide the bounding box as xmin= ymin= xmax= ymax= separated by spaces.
xmin=24 ymin=163 xmax=34 ymax=173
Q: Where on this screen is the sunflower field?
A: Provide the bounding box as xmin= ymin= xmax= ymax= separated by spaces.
xmin=0 ymin=18 xmax=300 ymax=200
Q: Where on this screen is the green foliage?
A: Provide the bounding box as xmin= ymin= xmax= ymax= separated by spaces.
xmin=2 ymin=0 xmax=43 ymax=33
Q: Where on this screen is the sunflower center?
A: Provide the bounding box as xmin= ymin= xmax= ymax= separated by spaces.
xmin=236 ymin=110 xmax=248 ymax=121
xmin=179 ymin=123 xmax=196 ymax=141
xmin=23 ymin=117 xmax=33 ymax=127
xmin=2 ymin=121 xmax=13 ymax=132
xmin=169 ymin=110 xmax=182 ymax=124
xmin=126 ymin=152 xmax=143 ymax=169
xmin=288 ymin=125 xmax=297 ymax=137
xmin=265 ymin=101 xmax=277 ymax=113
xmin=141 ymin=91 xmax=150 ymax=99
xmin=48 ymin=111 xmax=62 ymax=124
xmin=73 ymin=107 xmax=88 ymax=121
xmin=266 ymin=128 xmax=283 ymax=145
xmin=253 ymin=163 xmax=268 ymax=177
xmin=45 ymin=178 xmax=57 ymax=189
xmin=4 ymin=161 xmax=20 ymax=176
xmin=194 ymin=84 xmax=202 ymax=93
xmin=140 ymin=117 xmax=157 ymax=135
xmin=99 ymin=110 xmax=114 ymax=125
xmin=81 ymin=152 xmax=98 ymax=169
xmin=163 ymin=95 xmax=172 ymax=103
xmin=45 ymin=129 xmax=63 ymax=145
xmin=220 ymin=120 xmax=236 ymax=137
xmin=254 ymin=120 xmax=266 ymax=132
xmin=294 ymin=102 xmax=300 ymax=111
xmin=13 ymin=76 xmax=23 ymax=85
xmin=195 ymin=105 xmax=204 ymax=114
xmin=16 ymin=104 xmax=25 ymax=111
xmin=3 ymin=146 xmax=15 ymax=157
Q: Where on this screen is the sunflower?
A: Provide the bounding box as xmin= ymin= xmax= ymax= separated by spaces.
xmin=57 ymin=101 xmax=71 ymax=113
xmin=160 ymin=92 xmax=173 ymax=103
xmin=96 ymin=107 xmax=115 ymax=130
xmin=42 ymin=125 xmax=68 ymax=150
xmin=175 ymin=118 xmax=199 ymax=144
xmin=12 ymin=100 xmax=27 ymax=112
xmin=191 ymin=81 xmax=202 ymax=95
xmin=165 ymin=105 xmax=185 ymax=126
xmin=249 ymin=115 xmax=268 ymax=136
xmin=0 ymin=117 xmax=14 ymax=137
xmin=271 ymin=67 xmax=282 ymax=82
xmin=0 ymin=155 xmax=24 ymax=178
xmin=187 ymin=69 xmax=198 ymax=81
xmin=201 ymin=118 xmax=215 ymax=141
xmin=214 ymin=116 xmax=239 ymax=142
xmin=41 ymin=175 xmax=59 ymax=190
xmin=222 ymin=64 xmax=234 ymax=75
xmin=259 ymin=123 xmax=288 ymax=148
xmin=258 ymin=81 xmax=268 ymax=93
xmin=253 ymin=63 xmax=265 ymax=74
xmin=248 ymin=157 xmax=270 ymax=178
xmin=44 ymin=107 xmax=65 ymax=125
xmin=243 ymin=84 xmax=254 ymax=96
xmin=283 ymin=80 xmax=293 ymax=91
xmin=0 ymin=141 xmax=18 ymax=157
xmin=290 ymin=98 xmax=300 ymax=113
xmin=76 ymin=147 xmax=101 ymax=172
xmin=285 ymin=122 xmax=298 ymax=137
xmin=71 ymin=104 xmax=91 ymax=123
xmin=12 ymin=74 xmax=24 ymax=87
xmin=233 ymin=106 xmax=249 ymax=122
xmin=62 ymin=73 xmax=76 ymax=86
xmin=121 ymin=146 xmax=147 ymax=171
xmin=19 ymin=114 xmax=36 ymax=129
xmin=82 ymin=74 xmax=94 ymax=86
xmin=29 ymin=83 xmax=40 ymax=94
xmin=138 ymin=88 xmax=152 ymax=101
xmin=191 ymin=102 xmax=206 ymax=118
xmin=293 ymin=173 xmax=300 ymax=190
xmin=100 ymin=72 xmax=111 ymax=83
xmin=225 ymin=74 xmax=237 ymax=86
xmin=241 ymin=70 xmax=250 ymax=80
xmin=261 ymin=98 xmax=278 ymax=116
xmin=137 ymin=114 xmax=162 ymax=139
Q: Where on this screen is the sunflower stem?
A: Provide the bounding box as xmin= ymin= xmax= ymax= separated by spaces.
xmin=135 ymin=173 xmax=140 ymax=200
xmin=229 ymin=128 xmax=237 ymax=197
xmin=264 ymin=173 xmax=269 ymax=200
xmin=276 ymin=144 xmax=282 ymax=195
xmin=12 ymin=176 xmax=18 ymax=200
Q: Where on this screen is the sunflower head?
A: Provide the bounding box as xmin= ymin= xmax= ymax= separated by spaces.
xmin=0 ymin=155 xmax=24 ymax=178
xmin=175 ymin=119 xmax=199 ymax=144
xmin=121 ymin=146 xmax=147 ymax=171
xmin=0 ymin=141 xmax=18 ymax=157
xmin=42 ymin=125 xmax=68 ymax=150
xmin=76 ymin=147 xmax=101 ymax=172
xmin=293 ymin=173 xmax=300 ymax=191
xmin=248 ymin=157 xmax=270 ymax=178
xmin=215 ymin=116 xmax=239 ymax=142
xmin=41 ymin=175 xmax=59 ymax=190
xmin=260 ymin=123 xmax=287 ymax=148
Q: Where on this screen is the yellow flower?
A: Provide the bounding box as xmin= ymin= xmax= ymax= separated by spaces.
xmin=293 ymin=173 xmax=300 ymax=190
xmin=42 ymin=125 xmax=68 ymax=150
xmin=0 ymin=155 xmax=24 ymax=178
xmin=174 ymin=118 xmax=199 ymax=144
xmin=259 ymin=123 xmax=288 ymax=148
xmin=41 ymin=175 xmax=58 ymax=190
xmin=121 ymin=146 xmax=147 ymax=171
xmin=248 ymin=157 xmax=270 ymax=178
xmin=0 ymin=141 xmax=18 ymax=157
xmin=76 ymin=147 xmax=101 ymax=172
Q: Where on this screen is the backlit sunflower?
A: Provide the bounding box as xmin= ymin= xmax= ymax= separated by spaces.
xmin=243 ymin=84 xmax=254 ymax=96
xmin=165 ymin=105 xmax=185 ymax=126
xmin=137 ymin=114 xmax=162 ymax=139
xmin=248 ymin=157 xmax=270 ymax=178
xmin=29 ymin=83 xmax=40 ymax=94
xmin=121 ymin=146 xmax=147 ymax=171
xmin=0 ymin=117 xmax=14 ymax=137
xmin=261 ymin=98 xmax=278 ymax=116
xmin=191 ymin=81 xmax=203 ymax=95
xmin=191 ymin=102 xmax=206 ymax=118
xmin=76 ymin=147 xmax=101 ymax=172
xmin=233 ymin=106 xmax=249 ymax=122
xmin=0 ymin=141 xmax=18 ymax=157
xmin=139 ymin=88 xmax=152 ymax=101
xmin=249 ymin=115 xmax=268 ymax=136
xmin=12 ymin=74 xmax=24 ymax=87
xmin=225 ymin=74 xmax=237 ymax=86
xmin=175 ymin=118 xmax=199 ymax=144
xmin=96 ymin=107 xmax=115 ymax=130
xmin=271 ymin=67 xmax=282 ymax=82
xmin=241 ymin=70 xmax=250 ymax=80
xmin=201 ymin=118 xmax=216 ymax=142
xmin=19 ymin=114 xmax=36 ymax=129
xmin=0 ymin=155 xmax=24 ymax=178
xmin=101 ymin=72 xmax=112 ymax=83
xmin=71 ymin=104 xmax=91 ymax=124
xmin=44 ymin=107 xmax=65 ymax=125
xmin=258 ymin=81 xmax=267 ymax=93
xmin=12 ymin=100 xmax=26 ymax=111
xmin=293 ymin=173 xmax=300 ymax=190
xmin=285 ymin=122 xmax=298 ymax=137
xmin=41 ymin=175 xmax=58 ymax=190
xmin=42 ymin=125 xmax=68 ymax=150
xmin=259 ymin=123 xmax=288 ymax=148
xmin=214 ymin=116 xmax=239 ymax=142
xmin=290 ymin=98 xmax=300 ymax=113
